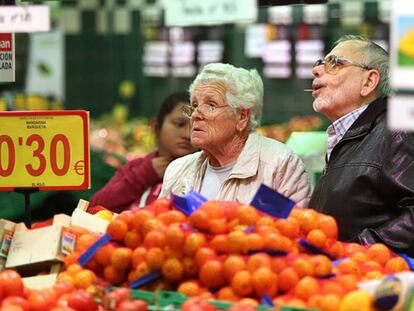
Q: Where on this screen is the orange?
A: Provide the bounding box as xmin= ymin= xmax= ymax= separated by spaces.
xmin=295 ymin=276 xmax=320 ymax=301
xmin=336 ymin=258 xmax=361 ymax=276
xmin=247 ymin=253 xmax=271 ymax=273
xmin=239 ymin=298 xmax=259 ymax=306
xmin=201 ymin=201 xmax=225 ymax=219
xmin=255 ymin=224 xmax=279 ymax=237
xmin=223 ymin=255 xmax=247 ymax=283
xmin=227 ymin=231 xmax=247 ymax=254
xmin=277 ymin=267 xmax=299 ymax=293
xmin=162 ymin=257 xmax=184 ymax=281
xmin=210 ymin=234 xmax=229 ymax=254
xmin=189 ymin=210 xmax=211 ymax=232
xmin=216 ymin=286 xmax=240 ymax=302
xmin=256 ymin=216 xmax=275 ymax=227
xmin=366 ymin=243 xmax=392 ymax=266
xmin=352 ymin=252 xmax=370 ymax=263
xmin=270 ymin=257 xmax=288 ymax=274
xmin=183 ymin=232 xmax=206 ymax=256
xmin=164 ymin=246 xmax=183 ymax=259
xmin=307 ymin=294 xmax=324 ymax=309
xmin=344 ymin=243 xmax=365 ymax=257
xmin=64 ymin=251 xmax=80 ymax=268
xmin=157 ymin=210 xmax=186 ymax=226
xmin=73 ymin=269 xmax=96 ymax=289
xmin=57 ymin=271 xmax=74 ymax=283
xmin=311 ymin=255 xmax=333 ymax=277
xmin=195 ymin=247 xmax=217 ymax=268
xmin=165 ymin=224 xmax=185 ymax=250
xmin=321 ymin=280 xmax=346 ymax=296
xmin=106 ymin=219 xmax=129 ymax=242
xmin=275 ymin=218 xmax=300 ymax=239
xmin=326 ymin=240 xmax=345 ymax=259
xmin=103 ymin=265 xmax=126 ymax=285
xmin=338 ymin=290 xmax=373 ymax=311
xmin=131 ymin=246 xmax=147 ymax=269
xmin=306 ymin=229 xmax=328 ymax=249
xmin=292 ymin=257 xmax=315 ymax=278
xmin=141 ymin=218 xmax=165 ymax=237
xmin=135 ymin=261 xmax=151 ymax=279
xmin=209 ymin=219 xmax=228 ymax=235
xmin=145 ymin=247 xmax=165 ymax=271
xmin=251 ymin=267 xmax=278 ymax=298
xmin=124 ymin=230 xmax=142 ymax=249
xmin=337 ymin=274 xmax=358 ymax=291
xmin=132 ymin=209 xmax=154 ymax=231
xmin=384 ymin=256 xmax=410 ymax=272
xmin=143 ymin=229 xmax=166 ymax=249
xmin=178 ymin=280 xmax=202 ymax=297
xmin=128 ymin=270 xmax=138 ymax=283
xmin=150 ymin=197 xmax=172 ymax=215
xmin=364 ymin=271 xmax=384 ymax=280
xmin=363 ymin=260 xmax=382 ymax=272
xmin=236 ymin=205 xmax=260 ymax=226
xmin=95 ymin=243 xmax=115 ymax=266
xmin=111 ymin=247 xmax=133 ymax=271
xmin=242 ymin=233 xmax=265 ymax=254
xmin=75 ymin=233 xmax=98 ymax=252
xmin=263 ymin=232 xmax=289 ymax=252
xmin=227 ymin=219 xmax=241 ymax=232
xmin=317 ymin=215 xmax=338 ymax=239
xmin=298 ymin=209 xmax=319 ymax=234
xmin=319 ymin=294 xmax=341 ymax=311
xmin=231 ymin=270 xmax=253 ymax=297
xmin=182 ymin=257 xmax=198 ymax=278
xmin=199 ymin=260 xmax=225 ymax=289
xmin=281 ymin=298 xmax=307 ymax=308
xmin=116 ymin=210 xmax=135 ymax=230
xmin=66 ymin=263 xmax=83 ymax=276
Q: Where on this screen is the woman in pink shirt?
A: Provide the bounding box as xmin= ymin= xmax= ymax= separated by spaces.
xmin=88 ymin=92 xmax=197 ymax=214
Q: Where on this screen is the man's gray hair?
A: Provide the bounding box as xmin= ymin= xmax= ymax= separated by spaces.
xmin=334 ymin=35 xmax=392 ymax=98
xmin=188 ymin=63 xmax=263 ymax=131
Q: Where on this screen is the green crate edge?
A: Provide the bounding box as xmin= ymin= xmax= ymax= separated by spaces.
xmin=129 ymin=289 xmax=319 ymax=311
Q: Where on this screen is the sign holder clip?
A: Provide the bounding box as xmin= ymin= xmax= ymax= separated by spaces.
xmin=14 ymin=188 xmax=39 ymax=229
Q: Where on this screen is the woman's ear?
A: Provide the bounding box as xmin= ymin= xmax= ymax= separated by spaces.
xmin=237 ymin=109 xmax=251 ymax=132
xmin=361 ymin=69 xmax=380 ymax=97
xmin=150 ymin=119 xmax=160 ymax=137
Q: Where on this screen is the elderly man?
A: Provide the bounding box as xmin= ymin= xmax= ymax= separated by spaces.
xmin=309 ymin=35 xmax=414 ymax=256
xmin=160 ymin=63 xmax=311 ymax=207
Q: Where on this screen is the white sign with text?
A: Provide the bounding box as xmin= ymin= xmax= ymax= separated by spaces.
xmin=165 ymin=0 xmax=257 ymax=27
xmin=0 ymin=6 xmax=50 ymax=33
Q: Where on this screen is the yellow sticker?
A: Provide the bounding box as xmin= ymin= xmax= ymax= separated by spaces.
xmin=0 ymin=110 xmax=90 ymax=190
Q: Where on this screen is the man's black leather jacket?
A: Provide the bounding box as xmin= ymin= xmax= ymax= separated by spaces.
xmin=309 ymin=97 xmax=414 ymax=257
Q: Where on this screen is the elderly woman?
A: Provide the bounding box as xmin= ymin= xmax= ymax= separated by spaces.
xmin=160 ymin=63 xmax=311 ymax=207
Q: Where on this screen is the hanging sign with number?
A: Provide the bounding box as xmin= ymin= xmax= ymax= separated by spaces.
xmin=0 ymin=110 xmax=90 ymax=191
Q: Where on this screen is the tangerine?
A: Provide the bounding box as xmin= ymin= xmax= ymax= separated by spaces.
xmin=145 ymin=247 xmax=165 ymax=271
xmin=242 ymin=233 xmax=265 ymax=254
xmin=107 ymin=219 xmax=129 ymax=242
xmin=183 ymin=232 xmax=206 ymax=256
xmin=247 ymin=253 xmax=271 ymax=273
xmin=178 ymin=280 xmax=202 ymax=297
xmin=295 ymin=276 xmax=320 ymax=301
xmin=162 ymin=258 xmax=184 ymax=281
xmin=131 ymin=246 xmax=147 ymax=269
xmin=317 ymin=215 xmax=338 ymax=239
xmin=199 ymin=260 xmax=225 ymax=289
xmin=73 ymin=269 xmax=96 ymax=289
xmin=306 ymin=229 xmax=328 ymax=249
xmin=195 ymin=247 xmax=217 ymax=268
xmin=278 ymin=267 xmax=299 ymax=293
xmin=124 ymin=230 xmax=142 ymax=249
xmin=251 ymin=267 xmax=278 ymax=298
xmin=103 ymin=265 xmax=126 ymax=285
xmin=111 ymin=247 xmax=133 ymax=270
xmin=210 ymin=234 xmax=229 ymax=254
xmin=223 ymin=255 xmax=247 ymax=283
xmin=143 ymin=229 xmax=166 ymax=248
xmin=95 ymin=243 xmax=115 ymax=266
xmin=165 ymin=224 xmax=185 ymax=250
xmin=237 ymin=205 xmax=260 ymax=226
xmin=131 ymin=210 xmax=154 ymax=231
xmin=385 ymin=256 xmax=410 ymax=272
xmin=366 ymin=243 xmax=392 ymax=265
xmin=231 ymin=270 xmax=253 ymax=297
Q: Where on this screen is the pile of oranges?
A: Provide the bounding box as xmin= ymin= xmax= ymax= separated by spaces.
xmin=61 ymin=198 xmax=410 ymax=310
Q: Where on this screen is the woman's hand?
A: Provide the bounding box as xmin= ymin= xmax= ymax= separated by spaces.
xmin=152 ymin=156 xmax=173 ymax=178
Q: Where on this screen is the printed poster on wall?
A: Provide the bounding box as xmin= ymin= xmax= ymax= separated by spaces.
xmin=0 ymin=33 xmax=15 ymax=82
xmin=390 ymin=0 xmax=414 ymax=90
xmin=25 ymin=30 xmax=64 ymax=100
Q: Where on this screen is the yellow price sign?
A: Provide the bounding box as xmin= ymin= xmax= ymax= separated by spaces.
xmin=0 ymin=110 xmax=90 ymax=191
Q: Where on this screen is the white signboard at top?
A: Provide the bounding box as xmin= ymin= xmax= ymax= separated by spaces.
xmin=0 ymin=6 xmax=50 ymax=33
xmin=165 ymin=0 xmax=257 ymax=27
xmin=0 ymin=33 xmax=15 ymax=82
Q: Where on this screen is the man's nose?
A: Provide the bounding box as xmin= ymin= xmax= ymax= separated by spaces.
xmin=312 ymin=65 xmax=322 ymax=77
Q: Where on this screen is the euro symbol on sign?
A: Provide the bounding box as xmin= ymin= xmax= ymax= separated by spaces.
xmin=73 ymin=160 xmax=84 ymax=175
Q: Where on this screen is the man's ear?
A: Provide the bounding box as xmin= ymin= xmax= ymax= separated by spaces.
xmin=361 ymin=69 xmax=380 ymax=97
xmin=237 ymin=109 xmax=251 ymax=132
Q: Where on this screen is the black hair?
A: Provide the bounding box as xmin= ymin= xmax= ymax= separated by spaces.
xmin=156 ymin=91 xmax=190 ymax=130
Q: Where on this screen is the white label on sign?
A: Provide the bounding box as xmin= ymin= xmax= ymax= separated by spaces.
xmin=165 ymin=0 xmax=257 ymax=27
xmin=0 ymin=6 xmax=50 ymax=33
xmin=388 ymin=96 xmax=414 ymax=132
xmin=0 ymin=33 xmax=15 ymax=82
